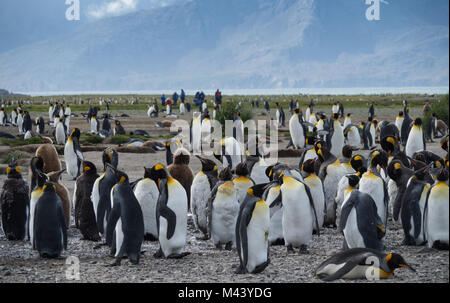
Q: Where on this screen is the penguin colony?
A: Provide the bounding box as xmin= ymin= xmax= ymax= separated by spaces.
xmin=0 ymin=98 xmax=448 ymax=282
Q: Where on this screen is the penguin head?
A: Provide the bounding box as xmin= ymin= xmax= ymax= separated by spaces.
xmin=115 ymin=120 xmax=121 ymax=125
xmin=413 ymin=117 xmax=422 ymax=127
xmin=148 ymin=163 xmax=168 ymax=186
xmin=218 ymin=167 xmax=233 ymax=181
xmin=6 ymin=161 xmax=22 ymax=178
xmin=196 ymin=156 xmax=217 ymax=172
xmin=440 ymin=136 xmax=448 ymax=152
xmin=247 ymin=183 xmax=269 ymax=199
xmin=30 ymin=156 xmax=44 ymax=173
xmin=71 ymin=128 xmax=81 ymax=139
xmin=112 ymin=169 xmax=129 ymax=185
xmin=370 ymin=150 xmax=388 ymax=169
xmin=341 ymin=145 xmax=353 ymax=159
xmin=47 ymin=169 xmax=66 ymax=183
xmin=386 ymin=253 xmax=415 ymax=273
xmin=332 ymin=113 xmax=339 ymax=120
xmin=301 ymin=159 xmax=315 ymax=174
xmin=437 ymin=168 xmax=449 ymax=182
xmin=265 ymin=165 xmax=275 ymax=181
xmin=102 ymin=147 xmax=118 ymax=170
xmin=412 ymin=153 xmax=426 ymax=164
xmin=381 ymin=136 xmax=397 ymax=154
xmin=350 ymin=154 xmax=366 ymax=172
xmin=234 ymin=162 xmax=249 ymax=177
xmin=42 ymin=182 xmax=56 ymax=194
xmin=82 ymin=161 xmax=97 ymax=175
xmin=398 ymin=111 xmax=404 ymax=117
xmin=412 ymin=163 xmax=432 ymax=181
xmin=345 ymin=174 xmax=360 ymax=188
xmin=346 ymin=113 xmax=351 ymax=118
xmin=294 ymin=109 xmax=300 ymax=114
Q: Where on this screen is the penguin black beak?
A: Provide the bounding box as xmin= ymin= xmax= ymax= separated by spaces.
xmin=400 ymin=264 xmax=416 ymax=272
xmin=57 ymin=169 xmax=66 ymax=178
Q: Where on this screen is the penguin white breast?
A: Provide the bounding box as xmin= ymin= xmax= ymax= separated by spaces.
xmin=324 ymin=163 xmax=347 ymax=214
xmin=343 ymin=207 xmax=366 ymax=249
xmin=426 ymin=183 xmax=449 ymax=247
xmin=64 ymin=140 xmax=78 ymax=177
xmin=304 ymin=175 xmax=325 ymax=228
xmin=233 ymin=178 xmax=254 ymax=204
xmin=335 ymin=175 xmax=350 ymax=221
xmin=405 ymin=127 xmax=424 ymax=157
xmin=246 ymin=201 xmax=270 ymax=273
xmin=56 ymin=124 xmax=66 ymax=144
xmin=251 ymin=163 xmax=270 ymax=185
xmin=387 ymin=179 xmax=398 ymax=222
xmin=330 ymin=124 xmax=344 ymax=157
xmin=347 ymin=127 xmax=360 ymax=147
xmin=191 ymin=172 xmax=211 ymax=230
xmin=359 ymin=172 xmax=386 ymax=224
xmin=134 ymin=178 xmax=159 ymax=236
xmin=90 ymin=174 xmax=104 ymax=219
xmin=211 ymin=185 xmax=239 ymax=244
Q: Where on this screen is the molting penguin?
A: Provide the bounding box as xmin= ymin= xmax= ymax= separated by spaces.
xmin=73 ymin=161 xmax=101 ymax=241
xmin=47 ymin=169 xmax=71 ymax=228
xmin=315 ymin=248 xmax=415 ymax=281
xmin=64 ymin=128 xmax=84 ymax=180
xmin=191 ymin=156 xmax=219 ymax=240
xmin=288 ymin=109 xmax=305 ymax=149
xmin=167 ymin=147 xmax=194 ymax=212
xmin=150 ymin=164 xmax=190 ymax=259
xmin=235 ymin=184 xmax=271 ymax=274
xmin=405 ymin=118 xmax=426 ymax=158
xmin=206 ymin=167 xmax=239 ymax=250
xmin=91 ymin=148 xmax=119 ymax=236
xmin=359 ymin=150 xmax=389 ymax=227
xmin=233 ymin=162 xmax=255 ymax=205
xmin=424 ymin=168 xmax=449 ymax=249
xmin=1 ymin=162 xmax=29 ymax=241
xmin=339 ymin=175 xmax=386 ymax=251
xmin=33 ymin=182 xmax=67 ymax=258
xmin=302 ymin=159 xmax=326 ymax=231
xmin=133 ymin=167 xmax=160 ymax=241
xmin=106 ymin=168 xmax=145 ymax=266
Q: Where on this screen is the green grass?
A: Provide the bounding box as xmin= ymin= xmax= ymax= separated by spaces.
xmin=0 ymin=150 xmax=30 ymax=164
xmin=79 ymin=133 xmax=104 ymax=145
xmin=423 ymin=94 xmax=449 ymax=135
xmin=0 ymin=137 xmax=43 ymax=147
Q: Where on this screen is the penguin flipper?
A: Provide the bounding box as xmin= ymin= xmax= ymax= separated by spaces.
xmin=58 ymin=203 xmax=68 ymax=249
xmin=240 ymin=200 xmax=257 ymax=271
xmin=303 ymin=182 xmax=320 ymax=236
xmin=401 ymin=180 xmax=425 ymax=241
xmin=393 ymin=185 xmax=405 ymax=221
xmin=160 ymin=206 xmax=177 ymax=240
xmin=206 ymin=183 xmax=220 ymax=239
xmin=105 ymin=202 xmax=121 ymax=247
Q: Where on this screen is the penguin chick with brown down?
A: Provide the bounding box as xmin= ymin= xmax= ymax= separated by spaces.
xmin=73 ymin=161 xmax=101 ymax=241
xmin=168 ymin=147 xmax=194 ymax=212
xmin=47 ymin=169 xmax=71 ymax=228
xmin=35 ymin=143 xmax=62 ymax=174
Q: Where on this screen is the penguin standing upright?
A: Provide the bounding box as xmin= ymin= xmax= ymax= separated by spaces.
xmin=133 ymin=167 xmax=161 ymax=241
xmin=232 ymin=163 xmax=255 ymax=205
xmin=101 ymin=113 xmax=111 ymax=136
xmin=275 ymin=102 xmax=285 ymax=127
xmin=233 ymin=112 xmax=245 ymax=144
xmin=47 ymin=169 xmax=71 ymax=228
xmin=328 ymin=114 xmax=345 ymax=158
xmin=395 ymin=111 xmax=404 ymax=132
xmin=263 ymin=169 xmax=284 ymax=246
xmin=278 ymin=170 xmax=320 ymax=253
xmin=315 ymin=248 xmax=415 ymax=281
xmin=191 ymin=112 xmax=202 ymax=154
xmin=48 ymin=104 xmax=54 ymax=124
xmin=289 ymin=109 xmax=305 ymax=149
xmin=359 ymin=150 xmax=389 ymax=227
xmin=150 ymin=164 xmax=190 ymax=259
xmin=405 ymin=118 xmax=426 ymax=158
xmin=214 ymin=137 xmax=243 ymax=171
xmin=73 ymin=161 xmax=101 ymax=241
xmin=401 ymin=107 xmax=413 ymax=146
xmin=35 ymin=117 xmax=45 ymax=134
xmin=206 ymin=167 xmax=239 ymax=250
xmin=0 ymin=107 xmax=6 ymax=126
xmin=339 ymin=175 xmax=385 ymax=251
xmin=424 ymin=168 xmax=449 ymax=249
xmin=29 ymin=170 xmax=47 ymax=247
xmin=400 ymin=165 xmax=432 ymax=246
xmin=55 ymin=117 xmax=66 ymax=145
xmin=387 ymin=160 xmax=414 ymax=223
xmin=64 ymin=128 xmax=83 ymax=180
xmin=22 ymin=111 xmax=32 ymax=134
xmin=113 ymin=120 xmax=126 ymax=136
xmin=90 ymin=115 xmax=99 ymax=134
xmin=17 ymin=111 xmax=24 ymax=134
xmin=91 ymin=148 xmax=119 ymax=236
xmin=235 ymin=184 xmax=271 ymax=274
xmin=33 ymin=182 xmax=67 ymax=258
xmin=106 ymin=168 xmax=144 ymax=266
xmin=302 ymin=159 xmax=325 ymax=231
xmin=1 ymin=162 xmax=29 ymax=241
xmin=167 ymin=147 xmax=194 ymax=212
xmin=308 ymin=113 xmax=317 ymax=132
xmin=35 ymin=144 xmax=62 ymax=174
xmin=343 ymin=114 xmax=352 ymax=128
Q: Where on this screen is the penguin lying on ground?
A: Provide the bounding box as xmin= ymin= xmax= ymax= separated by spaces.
xmin=1 ymin=162 xmax=29 ymax=241
xmin=315 ymin=248 xmax=415 ymax=281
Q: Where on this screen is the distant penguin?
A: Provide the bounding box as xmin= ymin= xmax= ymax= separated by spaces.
xmin=64 ymin=128 xmax=83 ymax=180
xmin=206 ymin=167 xmax=239 ymax=250
xmin=289 ymin=109 xmax=305 ymax=149
xmin=22 ymin=111 xmax=32 ymax=133
xmin=424 ymin=168 xmax=449 ymax=250
xmin=344 ymin=124 xmax=361 ymax=148
xmin=73 ymin=161 xmax=101 ymax=241
xmin=133 ymin=167 xmax=160 ymax=241
xmin=305 ymin=105 xmax=311 ymax=124
xmin=278 ymin=171 xmax=320 ymax=253
xmin=113 ymin=120 xmax=126 ymax=136
xmin=400 ymin=107 xmax=413 ymax=146
xmin=47 ymin=169 xmax=71 ymax=228
xmin=359 ymin=150 xmax=389 ymax=227
xmin=400 ymin=165 xmax=432 ymax=246
xmin=0 ymin=108 xmax=6 ymax=125
xmin=91 ymin=148 xmax=119 ymax=236
xmin=33 ymin=182 xmax=67 ymax=258
xmin=191 ymin=112 xmax=202 ymax=154
xmin=315 ymin=248 xmax=415 ymax=281
xmin=233 ymin=112 xmax=245 ymax=144
xmin=35 ymin=144 xmax=62 ymax=174
xmin=302 ymin=159 xmax=326 ymax=231
xmin=90 ymin=116 xmax=99 ymax=134
xmin=35 ymin=117 xmax=45 ymax=134
xmin=340 ymin=177 xmax=386 ymax=251
xmin=308 ymin=113 xmax=317 ymax=132
xmin=55 ymin=117 xmax=66 ymax=144
xmin=11 ymin=108 xmax=18 ymax=126
xmin=150 ymin=164 xmax=190 ymax=259
xmin=167 ymin=147 xmax=194 ymax=211
xmin=232 ymin=163 xmax=255 ymax=205
xmin=17 ymin=112 xmax=24 ymax=134
xmin=343 ymin=114 xmax=352 ymax=128
xmin=328 ymin=114 xmax=345 ymax=158
xmin=106 ymin=168 xmax=145 ymax=266
xmin=48 ymin=104 xmax=54 ymax=124
xmin=1 ymin=162 xmax=29 ymax=241
xmin=405 ymin=118 xmax=426 ymax=158
xmin=235 ymin=184 xmax=271 ymax=274
xmin=395 ymin=111 xmax=404 ymax=132
xmin=179 ymin=101 xmax=186 ymax=115
xmin=214 ymin=137 xmax=243 ymax=170
xmin=191 ymin=156 xmax=218 ymax=240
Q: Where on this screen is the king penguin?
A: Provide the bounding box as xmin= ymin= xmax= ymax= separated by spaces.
xmin=206 ymin=167 xmax=239 ymax=250
xmin=106 ymin=168 xmax=145 ymax=266
xmin=168 ymin=147 xmax=194 ymax=212
xmin=64 ymin=128 xmax=84 ymax=180
xmin=150 ymin=164 xmax=190 ymax=259
xmin=133 ymin=167 xmax=160 ymax=241
xmin=55 ymin=116 xmax=66 ymax=145
xmin=263 ymin=171 xmax=284 ymax=246
xmin=214 ymin=137 xmax=243 ymax=171
xmin=233 ymin=162 xmax=255 ymax=205
xmin=289 ymin=109 xmax=305 ymax=149
xmin=315 ymin=248 xmax=415 ymax=281
xmin=405 ymin=118 xmax=426 ymax=158
xmin=191 ymin=112 xmax=202 ymax=154
xmin=302 ymin=159 xmax=326 ymax=231
xmin=328 ymin=114 xmax=345 ymax=158
xmin=47 ymin=169 xmax=71 ymax=228
xmin=424 ymin=168 xmax=449 ymax=249
xmin=1 ymin=162 xmax=29 ymax=241
xmin=191 ymin=156 xmax=218 ymax=240
xmin=235 ymin=184 xmax=271 ymax=274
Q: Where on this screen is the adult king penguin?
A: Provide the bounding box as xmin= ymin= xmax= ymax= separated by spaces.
xmin=214 ymin=137 xmax=243 ymax=171
xmin=405 ymin=118 xmax=426 ymax=158
xmin=302 ymin=159 xmax=326 ymax=231
xmin=289 ymin=109 xmax=305 ymax=149
xmin=328 ymin=114 xmax=345 ymax=158
xmin=1 ymin=162 xmax=29 ymax=241
xmin=64 ymin=128 xmax=84 ymax=180
xmin=55 ymin=117 xmax=66 ymax=145
xmin=233 ymin=162 xmax=255 ymax=205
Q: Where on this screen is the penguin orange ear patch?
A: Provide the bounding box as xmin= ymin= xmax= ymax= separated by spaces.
xmin=155 ymin=164 xmax=165 ymax=171
xmin=15 ymin=166 xmax=21 ymax=173
xmin=386 ymin=253 xmax=392 ymax=262
xmin=6 ymin=167 xmax=11 ymax=174
xmin=84 ymin=166 xmax=91 ymax=172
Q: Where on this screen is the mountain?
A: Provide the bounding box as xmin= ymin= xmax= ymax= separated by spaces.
xmin=0 ymin=0 xmax=448 ymax=92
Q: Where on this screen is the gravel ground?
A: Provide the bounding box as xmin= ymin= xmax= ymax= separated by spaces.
xmin=0 ymin=108 xmax=448 ymax=283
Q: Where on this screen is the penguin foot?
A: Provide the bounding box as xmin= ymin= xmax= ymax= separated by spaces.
xmin=270 ymin=238 xmax=285 ymax=246
xmin=235 ymin=265 xmax=247 ymax=275
xmin=215 ymin=243 xmax=223 ymax=250
xmin=286 ymin=244 xmax=295 ymax=253
xmin=225 ymin=242 xmax=233 ymax=251
xmin=153 ymin=248 xmax=163 ymax=259
xmin=143 ymin=234 xmax=158 ymax=241
xmin=167 ymin=252 xmax=191 ymax=259
xmin=299 ymin=245 xmax=309 ymax=254
xmin=252 ymin=259 xmax=270 ymax=274
xmin=195 ymin=235 xmax=210 ymax=241
xmin=106 ymin=259 xmax=122 ymax=267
